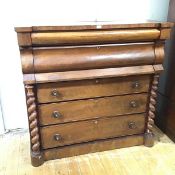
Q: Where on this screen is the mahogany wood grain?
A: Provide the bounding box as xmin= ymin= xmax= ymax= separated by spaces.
xmin=15 ymin=21 xmax=173 ymax=32
xmin=15 ymin=22 xmax=172 ymax=166
xmin=144 ymin=75 xmax=159 ymax=147
xmin=38 ymin=93 xmax=147 ymax=125
xmin=154 ymin=42 xmax=165 ymax=64
xmin=153 ymin=64 xmax=164 ymax=73
xmin=32 ymin=43 xmax=155 ymax=73
xmin=17 ymin=33 xmax=31 ymax=46
xmin=25 ymin=85 xmax=44 ymax=166
xmin=40 ymin=114 xmax=145 ymax=148
xmin=20 ymin=49 xmax=34 ymax=74
xmin=34 ymin=65 xmax=155 ymax=84
xmin=43 ymin=134 xmax=144 ymax=160
xmin=31 ymin=29 xmax=160 ymax=46
xmin=160 ymin=28 xmax=172 ymax=39
xmin=37 ymin=75 xmax=151 ymax=103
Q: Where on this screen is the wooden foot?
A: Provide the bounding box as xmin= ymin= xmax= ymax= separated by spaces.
xmin=31 ymin=151 xmax=44 ymax=167
xmin=144 ymin=132 xmax=154 ymax=147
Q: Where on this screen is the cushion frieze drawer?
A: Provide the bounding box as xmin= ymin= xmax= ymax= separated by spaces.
xmin=32 ymin=43 xmax=155 ymax=73
xmin=38 ymin=93 xmax=148 ymax=125
xmin=37 ymin=75 xmax=151 ymax=103
xmin=40 ymin=113 xmax=145 ymax=149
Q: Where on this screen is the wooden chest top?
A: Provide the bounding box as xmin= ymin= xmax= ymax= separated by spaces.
xmin=15 ymin=21 xmax=173 ymax=85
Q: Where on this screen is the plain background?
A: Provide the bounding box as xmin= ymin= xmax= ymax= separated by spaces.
xmin=0 ymin=0 xmax=170 ymax=132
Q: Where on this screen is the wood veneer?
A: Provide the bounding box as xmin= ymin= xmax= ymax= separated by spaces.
xmin=15 ymin=21 xmax=172 ymax=166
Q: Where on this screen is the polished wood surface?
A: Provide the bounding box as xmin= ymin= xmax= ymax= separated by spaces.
xmin=37 ymin=75 xmax=150 ymax=103
xmin=153 ymin=64 xmax=164 ymax=73
xmin=25 ymin=85 xmax=44 ymax=166
xmin=40 ymin=114 xmax=145 ymax=148
xmin=17 ymin=33 xmax=31 ymax=46
xmin=23 ymin=65 xmax=163 ymax=85
xmin=31 ymin=29 xmax=160 ymax=46
xmin=32 ymin=43 xmax=155 ymax=73
xmin=38 ymin=94 xmax=147 ymax=125
xmin=15 ymin=21 xmax=173 ymax=32
xmin=160 ymin=28 xmax=172 ymax=39
xmin=43 ymin=135 xmax=144 ymax=160
xmin=154 ymin=43 xmax=165 ymax=63
xmin=15 ymin=22 xmax=172 ymax=166
xmin=20 ymin=49 xmax=34 ymax=74
xmin=34 ymin=65 xmax=154 ymax=84
xmin=144 ymin=75 xmax=159 ymax=147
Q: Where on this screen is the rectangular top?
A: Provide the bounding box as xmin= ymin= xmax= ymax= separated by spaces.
xmin=15 ymin=21 xmax=173 ymax=32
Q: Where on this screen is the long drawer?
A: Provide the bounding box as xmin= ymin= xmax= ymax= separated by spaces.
xmin=43 ymin=135 xmax=144 ymax=160
xmin=32 ymin=43 xmax=155 ymax=73
xmin=38 ymin=93 xmax=148 ymax=125
xmin=40 ymin=114 xmax=145 ymax=149
xmin=37 ymin=75 xmax=150 ymax=103
xmin=31 ymin=29 xmax=160 ymax=46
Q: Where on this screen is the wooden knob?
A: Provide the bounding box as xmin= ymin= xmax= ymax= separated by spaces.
xmin=132 ymin=81 xmax=140 ymax=89
xmin=52 ymin=111 xmax=62 ymax=118
xmin=51 ymin=89 xmax=59 ymax=97
xmin=94 ymin=120 xmax=98 ymax=124
xmin=54 ymin=134 xmax=62 ymax=141
xmin=130 ymin=101 xmax=138 ymax=108
xmin=128 ymin=122 xmax=136 ymax=129
xmin=95 ymin=79 xmax=99 ymax=83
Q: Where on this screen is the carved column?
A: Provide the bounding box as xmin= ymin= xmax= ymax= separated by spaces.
xmin=25 ymin=85 xmax=44 ymax=166
xmin=144 ymin=74 xmax=159 ymax=147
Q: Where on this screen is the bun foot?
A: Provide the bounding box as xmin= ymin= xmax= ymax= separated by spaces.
xmin=31 ymin=152 xmax=44 ymax=167
xmin=144 ymin=132 xmax=154 ymax=147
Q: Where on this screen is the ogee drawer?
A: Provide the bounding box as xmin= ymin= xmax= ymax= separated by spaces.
xmin=38 ymin=93 xmax=148 ymax=125
xmin=32 ymin=43 xmax=155 ymax=73
xmin=37 ymin=75 xmax=151 ymax=103
xmin=40 ymin=113 xmax=145 ymax=149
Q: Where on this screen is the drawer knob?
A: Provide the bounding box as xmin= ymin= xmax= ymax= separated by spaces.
xmin=54 ymin=134 xmax=62 ymax=141
xmin=51 ymin=89 xmax=59 ymax=97
xmin=130 ymin=101 xmax=138 ymax=108
xmin=132 ymin=81 xmax=140 ymax=89
xmin=128 ymin=122 xmax=136 ymax=129
xmin=52 ymin=111 xmax=62 ymax=118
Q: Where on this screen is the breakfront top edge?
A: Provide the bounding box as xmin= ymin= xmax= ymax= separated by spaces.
xmin=15 ymin=21 xmax=174 ymax=32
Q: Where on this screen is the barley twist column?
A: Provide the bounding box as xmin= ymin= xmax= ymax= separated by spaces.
xmin=25 ymin=85 xmax=44 ymax=166
xmin=144 ymin=75 xmax=159 ymax=147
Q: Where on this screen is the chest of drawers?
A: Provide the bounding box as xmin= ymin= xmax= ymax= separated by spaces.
xmin=15 ymin=22 xmax=172 ymax=166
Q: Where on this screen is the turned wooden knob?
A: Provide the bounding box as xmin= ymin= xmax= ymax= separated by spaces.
xmin=54 ymin=134 xmax=62 ymax=141
xmin=130 ymin=101 xmax=138 ymax=108
xmin=128 ymin=122 xmax=136 ymax=129
xmin=51 ymin=89 xmax=59 ymax=97
xmin=52 ymin=111 xmax=62 ymax=118
xmin=132 ymin=81 xmax=140 ymax=88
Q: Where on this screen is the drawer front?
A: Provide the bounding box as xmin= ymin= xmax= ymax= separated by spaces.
xmin=38 ymin=93 xmax=148 ymax=125
xmin=40 ymin=114 xmax=145 ymax=149
xmin=31 ymin=29 xmax=160 ymax=46
xmin=37 ymin=75 xmax=150 ymax=103
xmin=33 ymin=43 xmax=155 ymax=73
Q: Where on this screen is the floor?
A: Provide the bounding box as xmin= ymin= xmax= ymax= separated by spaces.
xmin=0 ymin=126 xmax=175 ymax=175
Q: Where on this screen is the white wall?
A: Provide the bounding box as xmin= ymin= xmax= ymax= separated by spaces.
xmin=0 ymin=101 xmax=5 ymax=134
xmin=0 ymin=0 xmax=170 ymax=130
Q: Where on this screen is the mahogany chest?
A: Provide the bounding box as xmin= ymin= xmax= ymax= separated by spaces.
xmin=15 ymin=22 xmax=172 ymax=166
